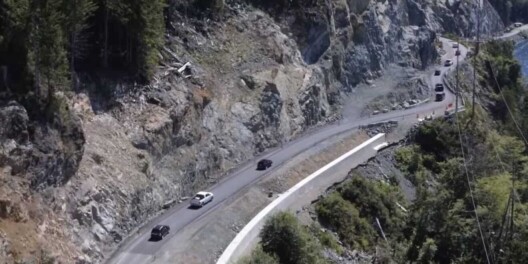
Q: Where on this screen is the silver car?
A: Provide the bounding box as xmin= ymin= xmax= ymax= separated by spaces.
xmin=190 ymin=191 xmax=214 ymax=207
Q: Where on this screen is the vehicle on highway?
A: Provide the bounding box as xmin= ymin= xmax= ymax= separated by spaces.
xmin=444 ymin=59 xmax=453 ymax=67
xmin=190 ymin=191 xmax=214 ymax=207
xmin=257 ymin=159 xmax=273 ymax=170
xmin=435 ymin=92 xmax=446 ymax=102
xmin=455 ymin=49 xmax=461 ymax=56
xmin=150 ymin=225 xmax=170 ymax=240
xmin=435 ymin=83 xmax=444 ymax=92
xmin=452 ymin=43 xmax=459 ymax=48
xmin=434 ymin=69 xmax=441 ymax=76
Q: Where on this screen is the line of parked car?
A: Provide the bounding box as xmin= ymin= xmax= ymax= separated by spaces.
xmin=434 ymin=42 xmax=462 ymax=102
xmin=149 ymin=158 xmax=274 ymax=241
xmin=506 ymin=22 xmax=523 ymax=32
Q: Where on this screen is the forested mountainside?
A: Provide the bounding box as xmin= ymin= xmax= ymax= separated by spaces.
xmin=243 ymin=41 xmax=528 ymax=263
xmin=489 ymin=0 xmax=528 ymax=24
xmin=0 ymin=0 xmax=505 ymax=263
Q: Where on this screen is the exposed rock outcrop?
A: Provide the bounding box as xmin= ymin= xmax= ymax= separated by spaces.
xmin=0 ymin=95 xmax=85 ymax=188
xmin=0 ymin=232 xmax=13 ymax=263
xmin=0 ymin=0 xmax=505 ymax=263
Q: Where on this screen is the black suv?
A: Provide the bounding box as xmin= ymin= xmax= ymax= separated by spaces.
xmin=257 ymin=159 xmax=273 ymax=170
xmin=435 ymin=83 xmax=444 ymax=92
xmin=151 ymin=225 xmax=170 ymax=240
xmin=434 ymin=70 xmax=441 ymax=76
xmin=435 ymin=92 xmax=446 ymax=102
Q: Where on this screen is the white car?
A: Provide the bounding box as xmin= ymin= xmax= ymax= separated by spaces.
xmin=190 ymin=191 xmax=214 ymax=207
xmin=444 ymin=59 xmax=453 ymax=67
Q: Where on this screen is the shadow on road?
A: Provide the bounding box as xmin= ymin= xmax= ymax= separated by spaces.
xmin=148 ymin=236 xmax=162 ymax=242
xmin=187 ymin=205 xmax=201 ymax=210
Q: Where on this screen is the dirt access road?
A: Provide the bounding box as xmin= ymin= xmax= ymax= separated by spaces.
xmin=107 ymin=38 xmax=465 ymax=264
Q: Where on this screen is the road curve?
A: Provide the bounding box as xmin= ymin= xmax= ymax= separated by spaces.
xmin=499 ymin=24 xmax=528 ymax=40
xmin=107 ymin=38 xmax=465 ymax=264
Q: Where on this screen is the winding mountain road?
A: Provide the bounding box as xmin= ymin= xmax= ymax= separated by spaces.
xmin=107 ymin=38 xmax=465 ymax=264
xmin=499 ymin=24 xmax=528 ymax=40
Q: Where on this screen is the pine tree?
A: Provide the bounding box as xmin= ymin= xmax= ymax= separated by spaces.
xmin=30 ymin=0 xmax=69 ymax=91
xmin=136 ymin=0 xmax=165 ymax=82
xmin=1 ymin=0 xmax=32 ymax=92
xmin=62 ymin=0 xmax=97 ymax=90
xmin=98 ymin=0 xmax=132 ymax=68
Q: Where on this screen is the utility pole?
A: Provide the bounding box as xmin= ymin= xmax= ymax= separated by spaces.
xmin=510 ymin=162 xmax=517 ymax=240
xmin=455 ymin=41 xmax=460 ymax=114
xmin=472 ymin=0 xmax=482 ymax=119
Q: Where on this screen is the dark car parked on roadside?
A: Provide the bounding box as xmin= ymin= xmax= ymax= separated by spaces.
xmin=151 ymin=225 xmax=170 ymax=240
xmin=434 ymin=69 xmax=441 ymax=76
xmin=257 ymin=159 xmax=273 ymax=170
xmin=435 ymin=83 xmax=444 ymax=92
xmin=435 ymin=92 xmax=446 ymax=102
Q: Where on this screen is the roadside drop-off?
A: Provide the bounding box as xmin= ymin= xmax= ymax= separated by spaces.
xmin=217 ymin=133 xmax=388 ymax=264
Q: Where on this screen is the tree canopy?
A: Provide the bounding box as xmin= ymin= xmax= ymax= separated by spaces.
xmin=0 ymin=0 xmax=166 ymax=95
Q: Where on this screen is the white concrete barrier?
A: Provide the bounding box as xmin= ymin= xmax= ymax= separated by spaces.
xmin=217 ymin=133 xmax=387 ymax=264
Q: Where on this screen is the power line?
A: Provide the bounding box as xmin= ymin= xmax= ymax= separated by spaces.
xmin=492 ymin=143 xmax=519 ymax=197
xmin=490 ymin=141 xmax=518 ymax=263
xmin=491 ymin=139 xmax=528 ymax=219
xmin=453 ymin=32 xmax=492 ymax=261
xmin=456 ymin=44 xmax=460 ymax=114
xmin=468 ymin=70 xmax=528 ymax=263
xmin=455 ymin=112 xmax=492 ymax=264
xmin=486 ymin=60 xmax=528 ymax=146
xmin=471 ymin=2 xmax=481 ymax=120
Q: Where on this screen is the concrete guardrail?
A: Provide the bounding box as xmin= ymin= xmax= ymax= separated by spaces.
xmin=217 ymin=133 xmax=388 ymax=264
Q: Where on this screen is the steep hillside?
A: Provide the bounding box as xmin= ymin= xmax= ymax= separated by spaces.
xmin=243 ymin=40 xmax=528 ymax=263
xmin=489 ymin=0 xmax=528 ymax=25
xmin=0 ymin=0 xmax=504 ymax=263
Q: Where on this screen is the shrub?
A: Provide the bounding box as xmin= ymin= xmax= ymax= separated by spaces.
xmin=309 ymin=224 xmax=344 ymax=255
xmin=260 ymin=212 xmax=326 ymax=264
xmin=338 ymin=177 xmax=406 ymax=234
xmin=239 ymin=246 xmax=279 ymax=264
xmin=395 ymin=146 xmax=421 ymax=174
xmin=316 ymin=192 xmax=375 ymax=249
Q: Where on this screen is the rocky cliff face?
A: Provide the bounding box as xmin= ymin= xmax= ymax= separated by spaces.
xmin=259 ymin=0 xmax=503 ymax=88
xmin=0 ymin=0 xmax=504 ymax=263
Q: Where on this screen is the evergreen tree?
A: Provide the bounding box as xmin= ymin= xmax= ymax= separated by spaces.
xmin=30 ymin=0 xmax=69 ymax=91
xmin=62 ymin=0 xmax=97 ymax=89
xmin=260 ymin=212 xmax=326 ymax=264
xmin=1 ymin=0 xmax=32 ymax=92
xmin=136 ymin=0 xmax=165 ymax=82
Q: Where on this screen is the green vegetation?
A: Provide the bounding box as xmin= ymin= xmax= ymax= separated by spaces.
xmin=238 ymin=246 xmax=279 ymax=264
xmin=479 ymin=40 xmax=528 ymax=137
xmin=242 ymin=212 xmax=330 ymax=264
xmin=308 ymin=224 xmax=344 ymax=255
xmin=316 ymin=192 xmax=375 ymax=249
xmin=0 ymin=0 xmax=166 ymax=95
xmin=259 ymin=212 xmax=327 ymax=264
xmin=489 ymin=0 xmax=528 ymax=24
xmin=244 ymin=177 xmax=407 ymax=263
xmin=245 ymin=41 xmax=528 ymax=263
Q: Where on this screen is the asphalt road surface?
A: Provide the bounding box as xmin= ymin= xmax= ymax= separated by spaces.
xmin=499 ymin=24 xmax=528 ymax=39
xmin=107 ymin=38 xmax=466 ymax=264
